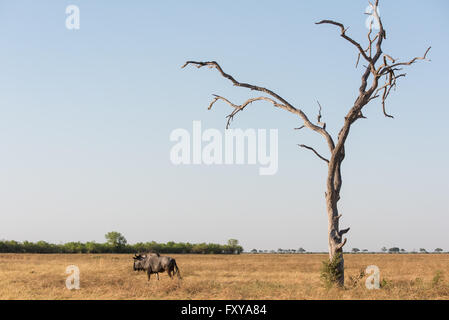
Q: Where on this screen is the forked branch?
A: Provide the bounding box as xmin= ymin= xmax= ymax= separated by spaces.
xmin=379 ymin=47 xmax=431 ymax=75
xmin=374 ymin=46 xmax=431 ymax=117
xmin=182 ymin=61 xmax=336 ymax=152
xmin=208 ymin=95 xmax=285 ymax=129
xmin=317 ymin=0 xmax=430 ymax=120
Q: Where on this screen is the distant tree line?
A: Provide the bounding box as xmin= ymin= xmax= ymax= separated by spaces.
xmin=250 ymin=246 xmax=447 ymax=254
xmin=0 ymin=232 xmax=244 ymax=254
xmin=250 ymin=248 xmax=307 ymax=254
xmin=347 ymin=247 xmax=446 ymax=254
xmin=380 ymin=247 xmax=446 ymax=254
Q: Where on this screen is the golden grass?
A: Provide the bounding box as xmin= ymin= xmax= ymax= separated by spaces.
xmin=0 ymin=253 xmax=448 ymax=300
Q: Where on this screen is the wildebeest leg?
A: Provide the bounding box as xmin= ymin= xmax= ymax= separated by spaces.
xmin=147 ymin=269 xmax=151 ymax=282
xmin=156 ymin=273 xmax=160 ymax=280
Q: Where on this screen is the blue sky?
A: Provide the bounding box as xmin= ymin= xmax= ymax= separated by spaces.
xmin=0 ymin=0 xmax=448 ymax=251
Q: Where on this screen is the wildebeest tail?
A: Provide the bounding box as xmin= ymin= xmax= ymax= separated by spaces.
xmin=174 ymin=260 xmax=182 ymax=279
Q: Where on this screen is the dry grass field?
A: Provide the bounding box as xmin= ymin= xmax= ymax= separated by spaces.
xmin=0 ymin=253 xmax=448 ymax=300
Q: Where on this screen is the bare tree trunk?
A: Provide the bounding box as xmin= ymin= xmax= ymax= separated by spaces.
xmin=326 ymin=151 xmax=347 ymax=286
xmin=326 ymin=198 xmax=344 ymax=286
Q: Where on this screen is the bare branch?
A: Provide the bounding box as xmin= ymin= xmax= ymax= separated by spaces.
xmin=315 ymin=20 xmax=371 ymax=63
xmin=356 ymin=53 xmax=361 ymax=68
xmin=381 ymin=86 xmax=394 ymax=118
xmin=208 ymin=95 xmax=286 ymax=129
xmin=298 ymin=144 xmax=329 ymax=164
xmin=384 ymin=54 xmax=396 ymax=63
xmin=183 ymin=60 xmax=336 ymax=151
xmin=339 ymin=227 xmax=350 ymax=236
xmin=365 ymin=16 xmax=377 ymax=59
xmin=367 ymin=94 xmax=380 ymax=103
xmin=336 ymin=238 xmax=347 ymax=251
xmin=316 ymin=100 xmax=326 ymax=129
xmin=380 ymin=47 xmax=431 ymax=75
xmin=374 ymin=67 xmax=408 ymax=118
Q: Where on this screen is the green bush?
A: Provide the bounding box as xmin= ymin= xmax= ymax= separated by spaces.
xmin=320 ymin=253 xmax=343 ymax=288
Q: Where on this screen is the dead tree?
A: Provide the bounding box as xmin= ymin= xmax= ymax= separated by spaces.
xmin=182 ymin=0 xmax=430 ymax=286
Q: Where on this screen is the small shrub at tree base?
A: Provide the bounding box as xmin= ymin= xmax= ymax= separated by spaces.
xmin=320 ymin=252 xmax=343 ymax=289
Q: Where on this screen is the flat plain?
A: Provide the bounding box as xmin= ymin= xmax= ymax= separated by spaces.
xmin=0 ymin=253 xmax=448 ymax=300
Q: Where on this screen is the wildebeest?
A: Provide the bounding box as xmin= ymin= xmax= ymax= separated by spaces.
xmin=133 ymin=252 xmax=181 ymax=281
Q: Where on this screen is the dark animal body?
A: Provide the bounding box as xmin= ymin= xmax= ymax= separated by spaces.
xmin=132 ymin=253 xmax=181 ymax=281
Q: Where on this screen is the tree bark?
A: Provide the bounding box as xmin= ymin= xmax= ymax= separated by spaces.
xmin=326 ymin=148 xmax=346 ymax=286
